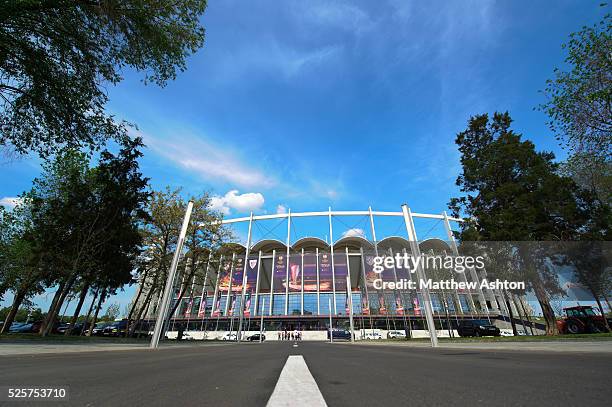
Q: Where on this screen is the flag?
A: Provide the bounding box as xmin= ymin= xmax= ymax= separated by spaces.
xmin=184 ymin=297 xmax=193 ymax=317
xmin=228 ymin=293 xmax=237 ymax=316
xmin=379 ymin=295 xmax=387 ymax=315
xmin=198 ymin=294 xmax=207 ymax=318
xmin=211 ymin=297 xmax=221 ymax=317
xmin=243 ymin=291 xmax=252 ymax=317
xmin=345 ymin=290 xmax=350 ymax=315
xmin=395 ymin=294 xmax=404 ymax=316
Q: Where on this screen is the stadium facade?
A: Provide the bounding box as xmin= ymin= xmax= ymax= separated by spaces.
xmin=137 ymin=206 xmax=531 ymax=339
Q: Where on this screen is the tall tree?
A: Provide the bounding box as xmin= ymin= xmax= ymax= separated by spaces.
xmin=540 ymin=11 xmax=611 ymax=208
xmin=0 ymin=0 xmax=208 ymax=158
xmin=449 ymin=112 xmax=594 ymax=335
xmin=540 ymin=11 xmax=611 ymax=156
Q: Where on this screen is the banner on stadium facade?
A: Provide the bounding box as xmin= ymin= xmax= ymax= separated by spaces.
xmin=273 ymin=254 xmax=286 ymax=292
xmin=289 ymin=261 xmax=301 ymax=292
xmin=333 ymin=253 xmax=348 ymax=291
xmin=231 ymin=257 xmax=245 ymax=293
xmin=218 ymin=259 xmax=232 ymax=293
xmin=302 ymin=254 xmax=317 ymax=292
xmin=319 ymin=253 xmax=333 ymax=292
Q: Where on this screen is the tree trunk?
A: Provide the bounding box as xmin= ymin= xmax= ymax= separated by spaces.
xmin=518 ymin=296 xmax=535 ymax=335
xmin=603 ymin=293 xmax=612 ymax=316
xmin=129 ymin=273 xmax=161 ymax=337
xmin=65 ymin=283 xmax=89 ymax=336
xmin=125 ymin=268 xmax=149 ymax=337
xmin=594 ymin=297 xmax=611 ymax=332
xmin=0 ymin=288 xmax=27 ymax=334
xmin=81 ymin=287 xmax=100 ymax=336
xmin=532 ymin=278 xmax=558 ymax=335
xmin=502 ymin=290 xmax=518 ymax=336
xmin=87 ymin=288 xmax=107 ymax=336
xmin=38 ymin=282 xmax=65 ymax=336
xmin=42 ymin=276 xmax=77 ymax=337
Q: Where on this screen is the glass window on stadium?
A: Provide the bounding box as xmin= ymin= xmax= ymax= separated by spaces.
xmin=256 ymin=294 xmax=270 ymax=316
xmin=459 ymin=294 xmax=472 ymax=312
xmin=335 ymin=293 xmax=347 ymax=316
xmin=287 ymin=293 xmax=301 ymax=315
xmin=303 ymin=293 xmax=317 ymax=315
xmin=272 ymin=294 xmax=285 ymax=315
xmin=351 ymin=293 xmax=362 ymax=314
xmin=320 ymin=293 xmax=333 ymax=315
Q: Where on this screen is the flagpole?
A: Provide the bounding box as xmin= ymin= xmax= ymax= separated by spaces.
xmin=347 ymin=275 xmax=355 ymax=343
xmin=237 ymin=212 xmax=254 ymax=343
xmin=260 ymin=298 xmax=265 ymax=343
xmin=329 ymin=297 xmax=333 ymax=343
xmin=150 ymin=201 xmax=194 ymax=349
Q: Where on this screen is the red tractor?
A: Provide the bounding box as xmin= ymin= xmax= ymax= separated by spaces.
xmin=557 ymin=305 xmax=611 ymax=334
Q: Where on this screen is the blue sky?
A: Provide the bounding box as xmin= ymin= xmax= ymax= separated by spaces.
xmin=1 ymin=1 xmax=607 ymax=313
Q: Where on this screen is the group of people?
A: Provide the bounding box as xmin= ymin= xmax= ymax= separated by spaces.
xmin=278 ymin=330 xmax=302 ymax=341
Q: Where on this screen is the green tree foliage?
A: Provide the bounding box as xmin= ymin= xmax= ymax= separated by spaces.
xmin=0 ymin=0 xmax=208 ymax=157
xmin=0 ymin=137 xmax=150 ymax=335
xmin=540 ymin=11 xmax=611 ymax=155
xmin=127 ymin=188 xmax=230 ymax=336
xmin=540 ymin=11 xmax=611 ymax=209
xmin=449 ymin=112 xmax=596 ymax=335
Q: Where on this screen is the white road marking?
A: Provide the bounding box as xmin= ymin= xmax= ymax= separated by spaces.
xmin=266 ymin=355 xmax=327 ymax=407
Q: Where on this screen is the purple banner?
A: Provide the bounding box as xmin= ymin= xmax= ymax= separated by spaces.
xmin=303 ymin=254 xmax=317 ymax=292
xmin=319 ymin=252 xmax=333 ymax=292
xmin=273 ymin=253 xmax=287 ymax=293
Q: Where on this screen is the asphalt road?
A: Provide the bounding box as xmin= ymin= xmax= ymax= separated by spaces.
xmin=0 ymin=341 xmax=610 ymax=406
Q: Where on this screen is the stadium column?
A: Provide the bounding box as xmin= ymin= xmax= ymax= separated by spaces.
xmin=443 ymin=211 xmax=489 ymax=318
xmin=301 ymin=248 xmax=305 ymax=315
xmin=284 ymin=209 xmax=291 ymax=316
xmin=329 ymin=207 xmax=337 ymax=314
xmin=316 ymin=247 xmax=320 ymax=315
xmin=269 ymin=249 xmax=276 ymax=316
xmin=237 ymin=212 xmax=253 ymax=343
xmin=253 ymin=250 xmax=262 ymax=316
xmin=224 ymin=252 xmax=236 ymax=316
xmin=401 ymin=204 xmax=439 ymax=348
xmin=199 ymin=252 xmax=212 ymax=317
xmin=210 ymin=254 xmax=223 ymax=318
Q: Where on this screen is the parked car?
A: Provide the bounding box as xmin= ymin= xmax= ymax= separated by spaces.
xmin=56 ymin=322 xmax=85 ymax=335
xmin=222 ymin=332 xmax=237 ymax=341
xmin=103 ymin=320 xmax=129 ymax=337
xmin=91 ymin=322 xmax=112 ymax=336
xmin=247 ymin=333 xmax=265 ymax=341
xmin=363 ymin=331 xmax=382 ymax=340
xmin=328 ymin=329 xmax=353 ymax=340
xmin=9 ymin=322 xmax=31 ymax=333
xmin=457 ymin=320 xmax=500 ymax=337
xmin=387 ymin=330 xmax=407 ymax=339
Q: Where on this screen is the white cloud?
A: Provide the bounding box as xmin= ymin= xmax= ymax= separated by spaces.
xmin=0 ymin=196 xmax=22 ymax=209
xmin=295 ymin=1 xmax=373 ymax=34
xmin=214 ymin=41 xmax=340 ymax=82
xmin=276 ymin=204 xmax=288 ymax=214
xmin=341 ymin=228 xmax=366 ymax=238
xmin=210 ymin=190 xmax=265 ymax=215
xmin=141 ymin=131 xmax=275 ymax=189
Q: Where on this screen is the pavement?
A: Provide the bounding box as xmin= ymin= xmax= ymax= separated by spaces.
xmin=0 ymin=341 xmax=610 ymax=406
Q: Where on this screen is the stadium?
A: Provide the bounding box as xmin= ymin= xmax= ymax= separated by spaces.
xmin=138 ymin=205 xmax=534 ymax=340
